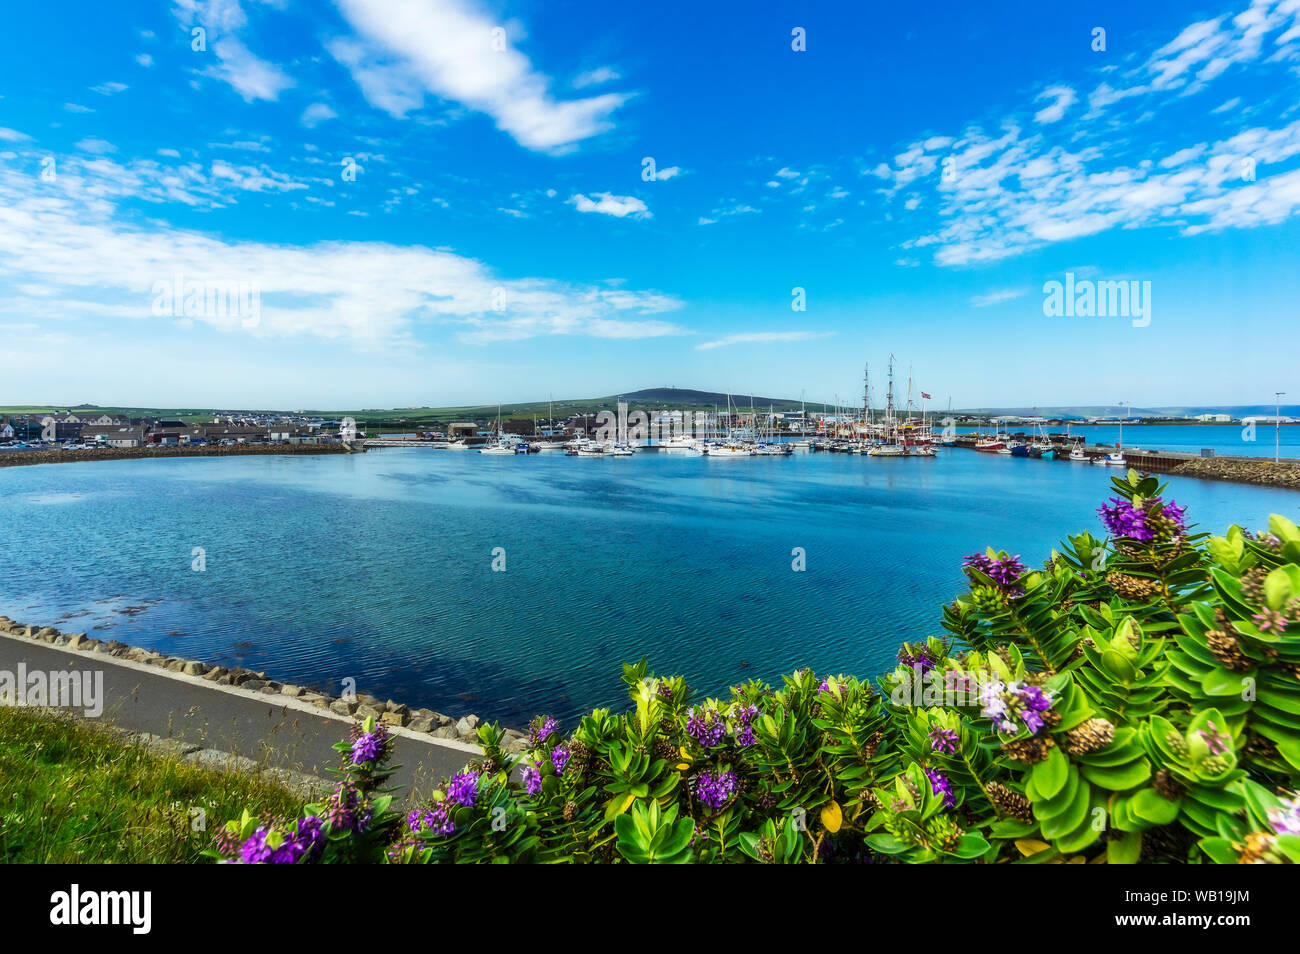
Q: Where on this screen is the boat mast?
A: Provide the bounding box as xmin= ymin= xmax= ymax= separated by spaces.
xmin=886 ymin=356 xmax=895 ymax=442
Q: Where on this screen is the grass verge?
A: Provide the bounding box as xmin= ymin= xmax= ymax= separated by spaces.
xmin=0 ymin=706 xmax=302 ymax=863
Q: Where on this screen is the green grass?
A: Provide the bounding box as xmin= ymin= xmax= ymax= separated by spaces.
xmin=0 ymin=707 xmax=302 ymax=863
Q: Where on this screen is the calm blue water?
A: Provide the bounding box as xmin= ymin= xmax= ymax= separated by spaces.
xmin=955 ymin=423 xmax=1299 ymax=458
xmin=2 ymin=449 xmax=1298 ymax=727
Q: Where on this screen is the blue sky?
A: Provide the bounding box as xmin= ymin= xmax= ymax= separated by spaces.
xmin=0 ymin=0 xmax=1298 ymax=409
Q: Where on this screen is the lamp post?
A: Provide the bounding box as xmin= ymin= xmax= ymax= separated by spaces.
xmin=1277 ymin=392 xmax=1287 ymax=464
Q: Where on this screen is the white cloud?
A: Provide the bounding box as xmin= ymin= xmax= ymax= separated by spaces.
xmin=75 ymin=138 xmax=117 ymax=155
xmin=135 ymin=53 xmax=154 ymax=68
xmin=653 ymin=165 xmax=682 ymax=180
xmin=696 ymin=331 xmax=831 ymax=351
xmin=1033 ymin=85 xmax=1076 ymax=124
xmin=64 ymin=103 xmax=94 ymax=114
xmin=572 ymin=66 xmax=620 ymax=88
xmin=91 ymin=82 xmax=129 ymax=96
xmin=970 ymin=288 xmax=1026 ymax=307
xmin=0 ymin=149 xmax=686 ymax=348
xmin=569 ymin=192 xmax=650 ymax=219
xmin=0 ymin=128 xmax=31 ymax=142
xmin=172 ymin=0 xmax=293 ymax=101
xmin=883 ymin=1 xmax=1300 ymax=266
xmin=300 ymin=103 xmax=338 ymax=128
xmin=331 ymin=0 xmax=627 ymax=153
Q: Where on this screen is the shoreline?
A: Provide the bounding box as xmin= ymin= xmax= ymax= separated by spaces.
xmin=0 ymin=614 xmax=531 ymax=753
xmin=0 ymin=443 xmax=360 ymax=469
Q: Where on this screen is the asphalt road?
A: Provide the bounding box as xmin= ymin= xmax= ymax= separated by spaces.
xmin=0 ymin=632 xmax=481 ymax=802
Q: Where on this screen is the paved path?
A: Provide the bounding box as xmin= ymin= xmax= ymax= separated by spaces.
xmin=0 ymin=631 xmax=480 ymax=802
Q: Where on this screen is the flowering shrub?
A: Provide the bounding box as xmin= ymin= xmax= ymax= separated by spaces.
xmin=217 ymin=471 xmax=1300 ymax=863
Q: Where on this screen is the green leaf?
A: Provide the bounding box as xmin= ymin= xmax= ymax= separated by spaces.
xmin=1032 ymin=747 xmax=1069 ymax=800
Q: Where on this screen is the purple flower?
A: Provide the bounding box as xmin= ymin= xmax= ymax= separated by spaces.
xmin=326 ymin=779 xmax=365 ymax=832
xmin=350 ymin=732 xmax=382 ymax=766
xmin=693 ymin=769 xmax=738 ymax=811
xmin=929 ymin=727 xmax=959 ymax=755
xmin=964 ymin=552 xmax=1028 ymax=597
xmin=897 ymin=646 xmax=936 ymax=675
xmin=234 ymin=815 xmax=324 ymax=865
xmin=979 ymin=678 xmax=1055 ymax=736
xmin=409 ymin=802 xmax=455 ymax=837
xmin=730 ymin=704 xmax=758 ymax=748
xmin=239 ymin=827 xmax=273 ymax=864
xmin=551 ymin=744 xmax=570 ymax=775
xmin=1198 ymin=721 xmax=1229 ymax=756
xmin=1254 ymin=610 xmax=1290 ymax=633
xmin=924 ymin=767 xmax=957 ymax=809
xmin=1099 ymin=496 xmax=1186 ymax=543
xmin=447 ymin=771 xmax=479 ymax=807
xmin=521 ymin=762 xmax=543 ymax=796
xmin=530 ymin=716 xmax=557 ymax=746
xmin=686 ymin=707 xmax=727 ymax=747
xmin=1268 ymin=795 xmax=1300 ymax=836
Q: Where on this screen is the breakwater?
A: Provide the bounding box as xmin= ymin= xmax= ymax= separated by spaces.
xmin=0 ymin=614 xmax=532 ymax=752
xmin=0 ymin=443 xmax=360 ymax=469
xmin=1171 ymin=456 xmax=1300 ymax=490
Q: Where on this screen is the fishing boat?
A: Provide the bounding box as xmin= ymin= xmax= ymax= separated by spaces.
xmin=446 ymin=439 xmax=471 ymax=450
xmin=868 ymin=443 xmax=906 ymax=457
xmin=1069 ymin=446 xmax=1088 ymax=462
xmin=974 ymin=420 xmax=1004 ymax=452
xmin=1099 ymin=405 xmax=1127 ymax=465
xmin=704 ymin=441 xmax=754 ymax=457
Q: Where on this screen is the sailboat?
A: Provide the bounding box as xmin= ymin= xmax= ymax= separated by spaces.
xmin=869 ymin=358 xmax=907 ymax=456
xmin=479 ymin=406 xmax=519 ymax=455
xmin=1100 ymin=409 xmax=1126 ymax=466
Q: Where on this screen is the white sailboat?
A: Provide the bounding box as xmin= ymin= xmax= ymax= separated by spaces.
xmin=1100 ymin=405 xmax=1127 ymax=466
xmin=479 ymin=406 xmax=519 ymax=455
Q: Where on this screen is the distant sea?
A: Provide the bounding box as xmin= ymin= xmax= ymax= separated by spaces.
xmin=2 ymin=448 xmax=1297 ymax=726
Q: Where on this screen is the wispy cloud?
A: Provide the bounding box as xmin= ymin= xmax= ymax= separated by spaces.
xmin=1033 ymin=85 xmax=1076 ymax=124
xmin=331 ymin=0 xmax=627 ymax=153
xmin=172 ymin=0 xmax=292 ymax=101
xmin=970 ymin=288 xmax=1027 ymax=307
xmin=569 ymin=192 xmax=650 ymax=218
xmin=881 ymin=0 xmax=1300 ymax=266
xmin=0 ymin=140 xmax=683 ymax=348
xmin=696 ymin=331 xmax=831 ymax=351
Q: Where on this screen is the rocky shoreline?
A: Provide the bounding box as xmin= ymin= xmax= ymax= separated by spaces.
xmin=1171 ymin=456 xmax=1300 ymax=490
xmin=0 ymin=616 xmax=531 ymax=754
xmin=0 ymin=443 xmax=359 ymax=469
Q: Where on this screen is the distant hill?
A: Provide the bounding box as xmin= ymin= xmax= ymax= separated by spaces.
xmin=617 ymin=387 xmax=803 ymax=408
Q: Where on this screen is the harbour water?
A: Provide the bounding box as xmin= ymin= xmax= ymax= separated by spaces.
xmin=2 ymin=449 xmax=1297 ymax=726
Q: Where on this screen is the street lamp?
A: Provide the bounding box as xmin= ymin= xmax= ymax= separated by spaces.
xmin=1277 ymin=392 xmax=1287 ymax=464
